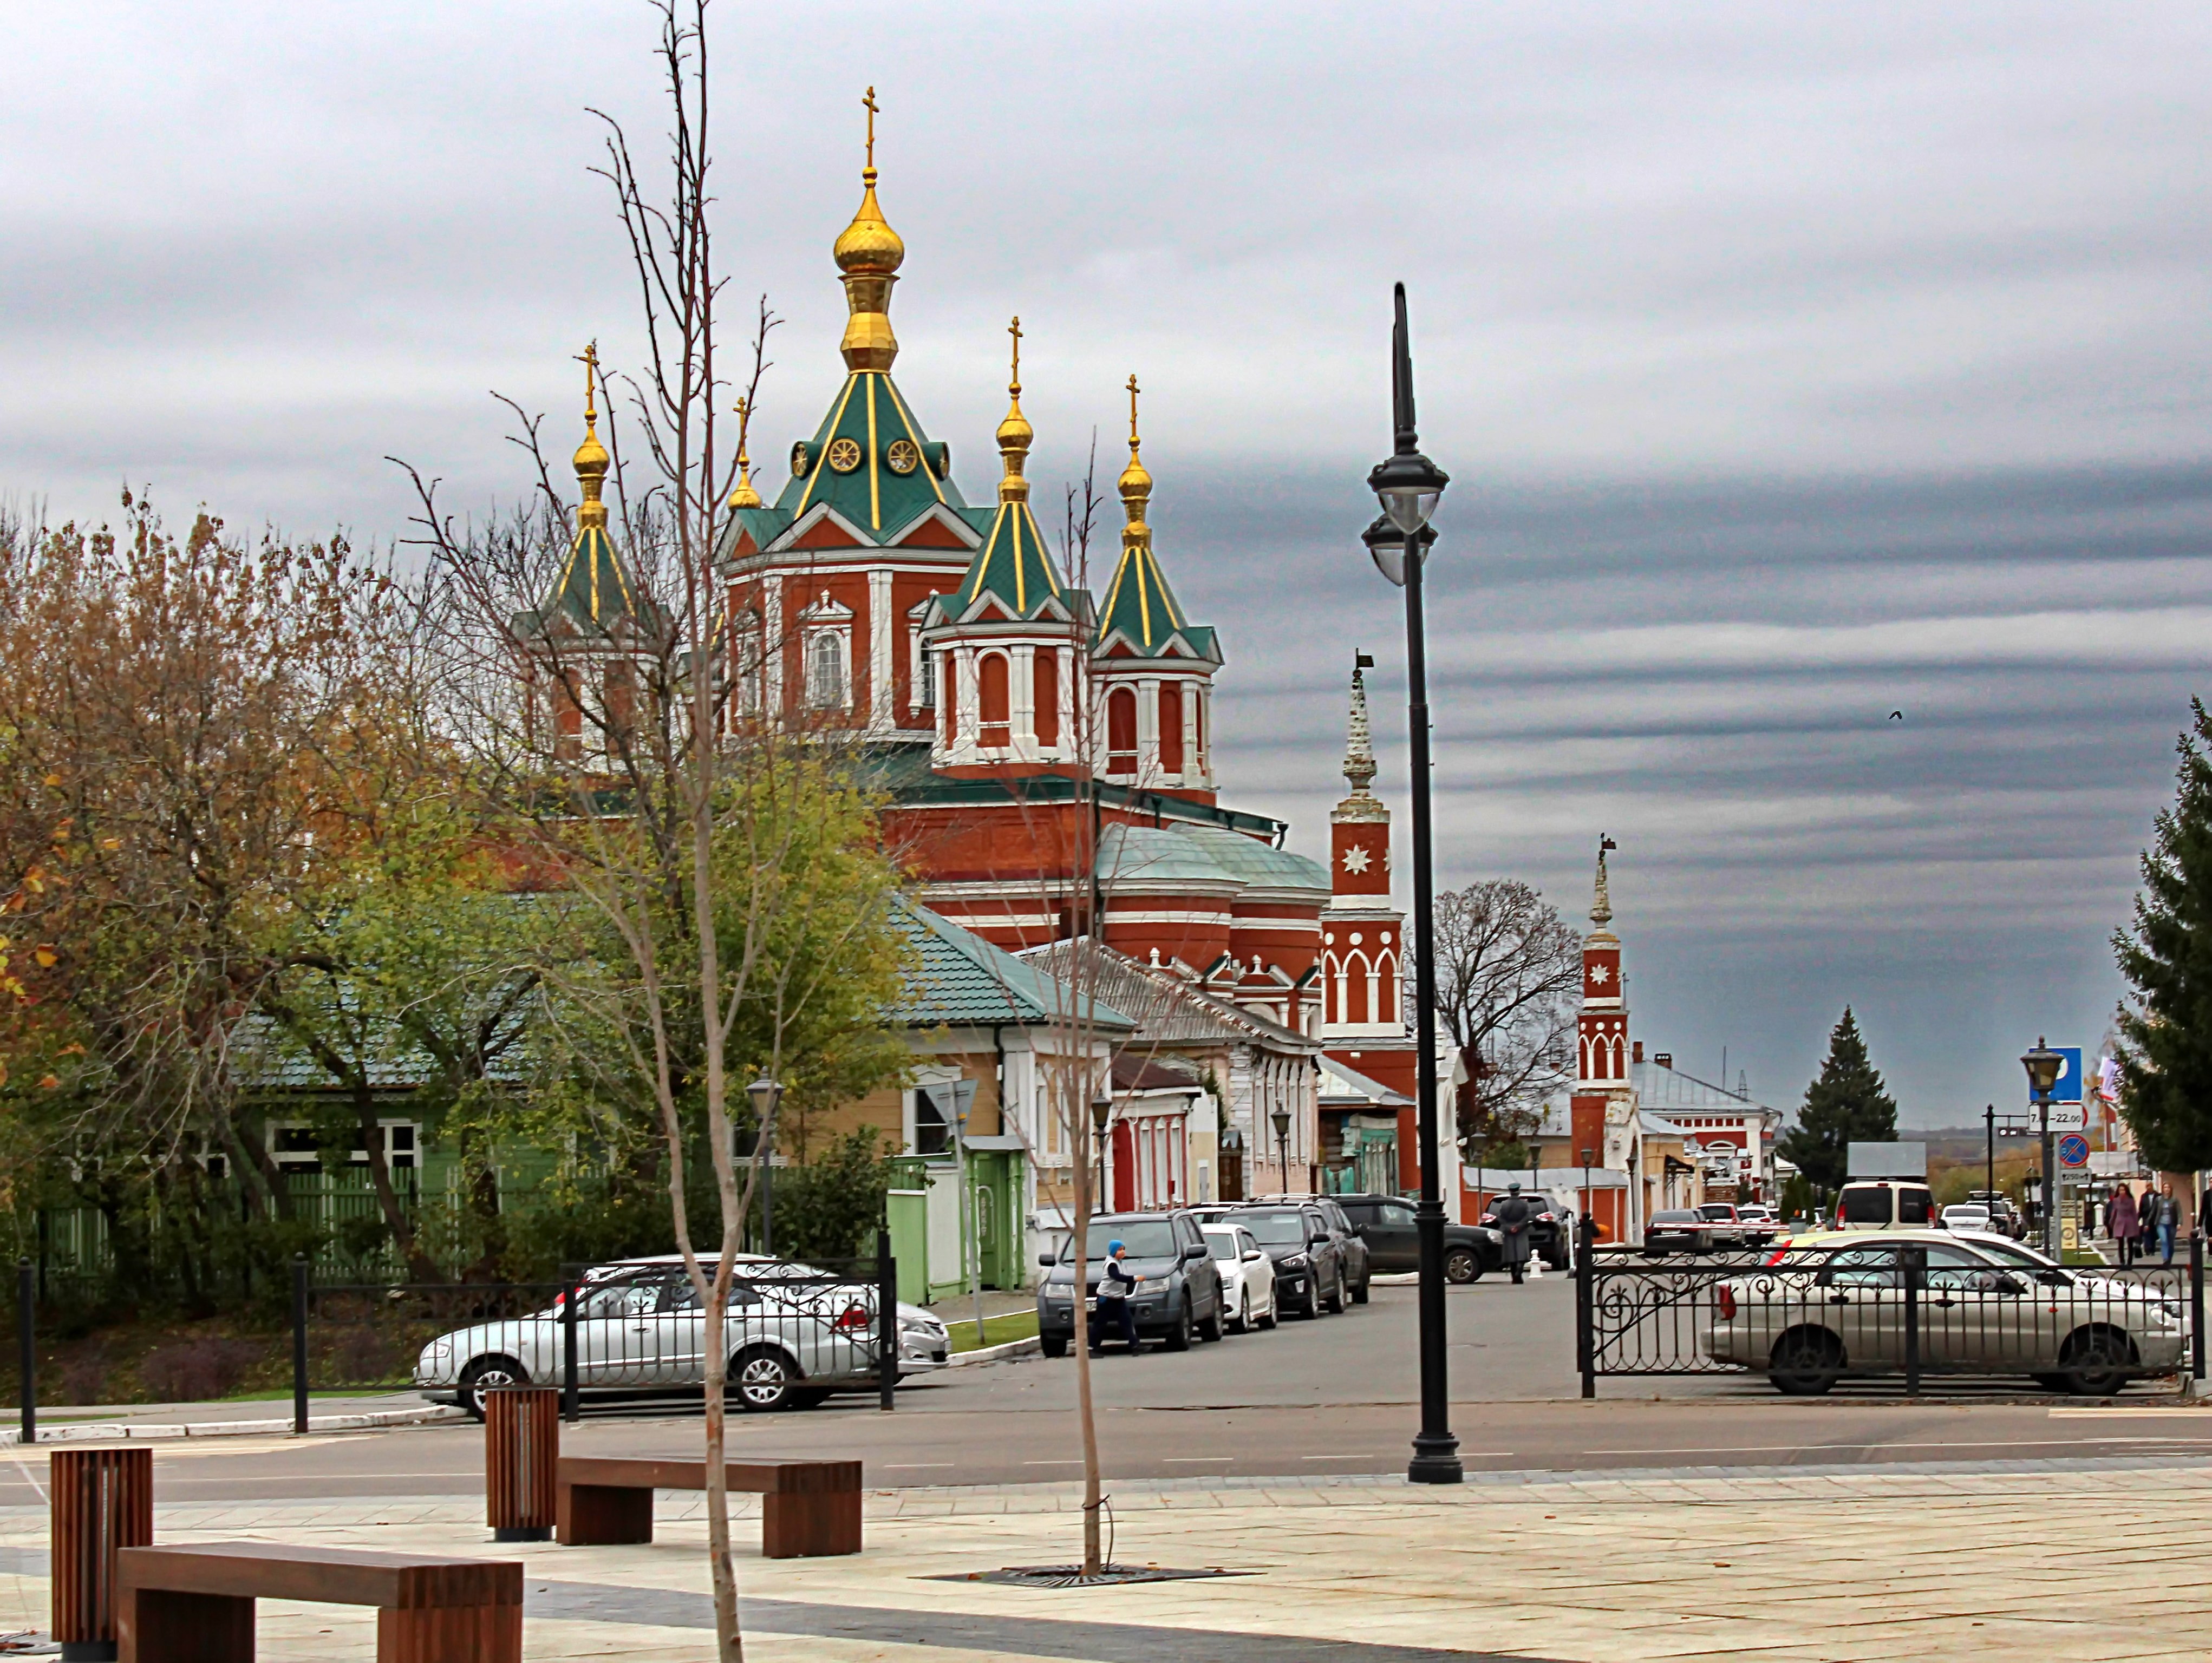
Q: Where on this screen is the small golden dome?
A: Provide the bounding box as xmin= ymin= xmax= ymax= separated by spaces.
xmin=997 ymin=316 xmax=1033 ymax=506
xmin=574 ymin=342 xmax=610 ymax=526
xmin=727 ymin=397 xmax=762 ymax=509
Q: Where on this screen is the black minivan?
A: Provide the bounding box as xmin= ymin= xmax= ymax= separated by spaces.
xmin=1035 ymin=1210 xmax=1228 ymax=1357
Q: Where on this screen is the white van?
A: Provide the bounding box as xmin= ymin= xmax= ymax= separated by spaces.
xmin=1832 ymin=1179 xmax=1936 ymax=1231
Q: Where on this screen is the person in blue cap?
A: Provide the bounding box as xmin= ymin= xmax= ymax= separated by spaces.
xmin=1090 ymin=1238 xmax=1138 ymax=1354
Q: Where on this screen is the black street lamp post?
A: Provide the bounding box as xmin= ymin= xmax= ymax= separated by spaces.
xmin=1091 ymin=1092 xmax=1113 ymax=1217
xmin=2021 ymin=1039 xmax=2064 ymax=1258
xmin=1364 ymin=283 xmax=1461 ymax=1486
xmin=1271 ymin=1108 xmax=1292 ymax=1197
xmin=747 ymin=1075 xmax=784 ymax=1258
xmin=1982 ymin=1103 xmax=1995 ymax=1207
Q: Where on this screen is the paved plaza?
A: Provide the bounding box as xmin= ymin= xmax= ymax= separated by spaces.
xmin=0 ymin=1445 xmax=2206 ymax=1661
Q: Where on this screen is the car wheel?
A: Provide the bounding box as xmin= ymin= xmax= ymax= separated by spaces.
xmin=458 ymin=1356 xmax=529 ymax=1422
xmin=1351 ymin=1276 xmax=1371 ymax=1306
xmin=728 ymin=1346 xmax=799 ymax=1411
xmin=1164 ymin=1301 xmax=1194 ymax=1352
xmin=1768 ymin=1326 xmax=1844 ymax=1396
xmin=2059 ymin=1326 xmax=2138 ymax=1396
xmin=1444 ymin=1247 xmax=1480 ymax=1285
xmin=2030 ymin=1371 xmax=2069 ymax=1393
xmin=1041 ymin=1334 xmax=1069 ymax=1359
xmin=789 ymin=1388 xmax=833 ymax=1411
xmin=1200 ymin=1295 xmax=1225 ymax=1343
xmin=1325 ymin=1271 xmax=1347 ymax=1314
xmin=1229 ymin=1291 xmax=1249 ymax=1334
xmin=1257 ymin=1293 xmax=1278 ymax=1330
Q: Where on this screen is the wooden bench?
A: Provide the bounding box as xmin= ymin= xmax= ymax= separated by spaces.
xmin=116 ymin=1542 xmax=522 ymax=1663
xmin=556 ymin=1456 xmax=862 ymax=1558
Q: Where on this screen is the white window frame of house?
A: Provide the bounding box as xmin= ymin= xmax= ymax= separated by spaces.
xmin=798 ymin=592 xmax=854 ymax=711
xmin=905 ymin=1068 xmax=963 ymax=1159
xmin=266 ymin=1119 xmax=421 ymax=1171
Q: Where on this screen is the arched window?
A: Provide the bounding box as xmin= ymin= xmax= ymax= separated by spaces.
xmin=1034 ymin=651 xmax=1059 ymax=748
xmin=1158 ymin=681 xmax=1183 ymax=776
xmin=1107 ymin=686 xmax=1137 ymax=774
xmin=807 ymin=632 xmax=846 ymax=709
xmin=1192 ymin=686 xmax=1206 ymax=776
xmin=978 ymin=653 xmax=1010 ymax=748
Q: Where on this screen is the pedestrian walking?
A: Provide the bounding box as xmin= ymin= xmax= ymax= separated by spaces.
xmin=1090 ymin=1239 xmax=1138 ymax=1354
xmin=1494 ymin=1182 xmax=1534 ymax=1286
xmin=2157 ymin=1181 xmax=2179 ymax=1265
xmin=2109 ymin=1183 xmax=2139 ymax=1267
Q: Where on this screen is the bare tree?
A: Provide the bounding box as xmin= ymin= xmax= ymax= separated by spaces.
xmin=1430 ymin=880 xmax=1580 ymax=1160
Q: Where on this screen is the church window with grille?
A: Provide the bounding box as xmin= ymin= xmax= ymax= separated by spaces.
xmin=807 ymin=631 xmax=847 ymax=709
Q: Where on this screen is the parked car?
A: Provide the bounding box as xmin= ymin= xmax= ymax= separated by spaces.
xmin=1968 ymin=1191 xmax=2025 ymax=1238
xmin=1940 ymin=1203 xmax=1992 ymax=1233
xmin=1695 ymin=1203 xmax=1772 ymax=1248
xmin=414 ymin=1255 xmax=904 ymax=1417
xmin=1034 ymin=1210 xmax=1228 ymax=1357
xmin=1705 ymin=1232 xmax=2188 ymax=1396
xmin=1203 ymin=1222 xmax=1278 ymax=1332
xmin=1223 ymin=1203 xmax=1346 ymax=1317
xmin=1644 ymin=1210 xmax=1717 ymax=1255
xmin=1334 ymin=1193 xmax=1504 ymax=1283
xmin=1832 ymin=1179 xmax=1937 ymax=1231
xmin=1245 ymin=1194 xmax=1373 ymax=1302
xmin=1477 ymin=1189 xmax=1575 ymax=1269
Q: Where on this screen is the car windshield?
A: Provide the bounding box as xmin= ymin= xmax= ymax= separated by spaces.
xmin=1651 ymin=1211 xmax=1698 ymax=1225
xmin=1240 ymin=1212 xmax=1310 ymax=1245
xmin=1696 ymin=1206 xmax=1734 ymax=1221
xmin=1967 ymin=1236 xmax=2061 ymax=1272
xmin=1203 ymin=1231 xmax=1242 ymax=1261
xmin=1053 ymin=1222 xmax=1179 ymax=1260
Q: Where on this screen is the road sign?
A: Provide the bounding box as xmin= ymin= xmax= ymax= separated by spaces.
xmin=2044 ymin=1103 xmax=2089 ymax=1132
xmin=2057 ymin=1133 xmax=2090 ymax=1169
xmin=2033 ymin=1047 xmax=2084 ymax=1107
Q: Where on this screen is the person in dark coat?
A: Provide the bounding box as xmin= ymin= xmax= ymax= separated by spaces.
xmin=1493 ymin=1183 xmax=1534 ymax=1285
xmin=2110 ymin=1183 xmax=2139 ymax=1268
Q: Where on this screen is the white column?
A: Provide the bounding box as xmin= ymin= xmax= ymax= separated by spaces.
xmin=1057 ymin=647 xmax=1076 ymax=756
xmin=955 ymin=647 xmax=978 ymax=754
xmin=1180 ymin=678 xmax=1199 ymax=785
xmin=867 ymin=568 xmax=893 ymax=732
xmin=762 ymin=578 xmax=785 ymax=713
xmin=1137 ymin=675 xmax=1160 ymax=782
xmin=1012 ymin=643 xmax=1038 ymax=753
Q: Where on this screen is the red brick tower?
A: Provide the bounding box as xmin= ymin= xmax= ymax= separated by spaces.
xmin=1569 ymin=841 xmax=1629 ymax=1180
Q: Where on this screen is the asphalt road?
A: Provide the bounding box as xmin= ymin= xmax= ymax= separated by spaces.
xmin=3 ymin=1277 xmax=2207 ymax=1504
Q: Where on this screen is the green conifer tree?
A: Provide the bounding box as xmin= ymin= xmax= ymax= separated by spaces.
xmin=2113 ymin=698 xmax=2212 ymax=1171
xmin=1778 ymin=1006 xmax=1899 ymax=1191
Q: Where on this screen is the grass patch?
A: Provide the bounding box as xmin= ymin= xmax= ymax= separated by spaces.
xmin=947 ymin=1310 xmax=1039 ymax=1353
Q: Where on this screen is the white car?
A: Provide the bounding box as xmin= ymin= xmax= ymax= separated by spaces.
xmin=413 ymin=1254 xmax=943 ymax=1416
xmin=1941 ymin=1204 xmax=1992 ymax=1233
xmin=1203 ymin=1223 xmax=1277 ymax=1333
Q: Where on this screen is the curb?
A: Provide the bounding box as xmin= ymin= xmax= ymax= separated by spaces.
xmin=0 ymin=1403 xmax=467 ymax=1446
xmin=946 ymin=1336 xmax=1041 ymax=1367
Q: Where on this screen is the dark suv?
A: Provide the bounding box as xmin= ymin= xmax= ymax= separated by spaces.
xmin=1336 ymin=1193 xmax=1505 ymax=1282
xmin=1034 ymin=1210 xmax=1227 ymax=1357
xmin=1476 ymin=1188 xmax=1573 ymax=1270
xmin=1243 ymin=1194 xmax=1372 ymax=1304
xmin=1209 ymin=1203 xmax=1345 ymax=1318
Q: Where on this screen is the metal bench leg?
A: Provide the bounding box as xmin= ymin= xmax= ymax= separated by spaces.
xmin=556 ymin=1482 xmax=652 ymax=1547
xmin=119 ymin=1589 xmax=254 ymax=1663
xmin=762 ymin=1490 xmax=862 ymax=1559
xmin=377 ymin=1603 xmax=521 ymax=1663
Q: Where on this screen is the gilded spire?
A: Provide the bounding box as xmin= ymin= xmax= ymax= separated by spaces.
xmin=1343 ymin=655 xmax=1377 ymax=797
xmin=1117 ymin=374 xmax=1152 ymax=548
xmin=573 ymin=342 xmax=610 ymax=531
xmin=995 ymin=316 xmax=1032 ymax=506
xmin=728 ymin=396 xmax=762 ymax=509
xmin=833 ymin=86 xmax=904 ymax=373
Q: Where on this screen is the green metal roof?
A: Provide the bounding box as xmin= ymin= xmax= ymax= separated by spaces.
xmin=891 ymin=899 xmax=1135 ymax=1031
xmin=943 ymin=497 xmax=1071 ymax=620
xmin=1095 ymin=539 xmax=1217 ymax=662
xmin=774 ymin=371 xmax=970 ymax=540
xmin=854 ymin=743 xmax=1289 ymax=840
xmin=1171 ymin=824 xmax=1328 ymax=892
xmin=515 ymin=521 xmax=652 ymax=638
xmin=1096 ymin=824 xmax=1237 ymax=887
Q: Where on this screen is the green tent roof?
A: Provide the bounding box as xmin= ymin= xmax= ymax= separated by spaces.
xmin=943 ymin=497 xmax=1072 ymax=621
xmin=773 ymin=371 xmax=969 ymax=541
xmin=1095 ymin=540 xmax=1217 ymax=661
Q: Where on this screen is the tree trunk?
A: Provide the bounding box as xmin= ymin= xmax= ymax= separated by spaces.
xmin=350 ymin=1086 xmax=440 ymax=1283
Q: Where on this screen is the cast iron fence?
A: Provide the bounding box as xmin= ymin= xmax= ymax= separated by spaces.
xmin=1574 ymin=1222 xmax=2207 ymax=1399
xmin=6 ymin=1237 xmax=905 ymax=1443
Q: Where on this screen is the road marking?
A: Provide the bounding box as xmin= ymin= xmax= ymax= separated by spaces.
xmin=881 ymin=1463 xmax=955 ymax=1469
xmin=1021 ymin=1460 xmax=1085 ymax=1466
xmin=1582 ymin=1437 xmax=2212 ymax=1456
xmin=1160 ymin=1457 xmax=1233 ymax=1463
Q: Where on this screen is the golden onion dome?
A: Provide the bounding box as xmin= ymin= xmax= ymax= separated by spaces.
xmin=573 ymin=343 xmax=610 ymax=524
xmin=833 ymin=169 xmax=906 ymax=276
xmin=1117 ymin=373 xmax=1152 ymax=514
xmin=996 ymin=316 xmax=1033 ymax=505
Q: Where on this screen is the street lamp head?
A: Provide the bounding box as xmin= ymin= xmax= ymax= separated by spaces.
xmin=1091 ymin=1093 xmax=1113 ymax=1137
xmin=1361 ymin=514 xmax=1437 ymax=588
xmin=1367 ymin=446 xmax=1449 ymax=536
xmin=2020 ymin=1037 xmax=2063 ymax=1101
xmin=1270 ymin=1108 xmax=1291 ymax=1143
xmin=746 ymin=1075 xmax=784 ymax=1129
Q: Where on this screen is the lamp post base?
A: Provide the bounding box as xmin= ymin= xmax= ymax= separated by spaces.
xmin=1407 ymin=1433 xmax=1463 ymax=1485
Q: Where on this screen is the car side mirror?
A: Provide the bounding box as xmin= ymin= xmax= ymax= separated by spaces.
xmin=1992 ymin=1272 xmax=2028 ymax=1295
xmin=1244 ymin=1248 xmax=1264 ymax=1262
xmin=1038 ymin=1254 xmax=1056 ymax=1267
xmin=1184 ymin=1243 xmax=1207 ymax=1260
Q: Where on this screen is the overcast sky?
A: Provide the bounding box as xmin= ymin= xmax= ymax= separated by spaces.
xmin=12 ymin=2 xmax=2212 ymax=1124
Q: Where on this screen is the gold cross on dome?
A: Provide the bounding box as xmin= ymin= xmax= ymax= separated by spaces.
xmin=1008 ymin=316 xmax=1022 ymax=393
xmin=1126 ymin=374 xmax=1140 ymax=442
xmin=575 ymin=341 xmax=600 ymax=421
xmin=863 ymin=87 xmax=878 ymax=169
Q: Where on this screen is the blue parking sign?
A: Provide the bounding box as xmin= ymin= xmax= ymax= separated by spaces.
xmin=2034 ymin=1047 xmax=2084 ymax=1105
xmin=2057 ymin=1133 xmax=2089 ymax=1169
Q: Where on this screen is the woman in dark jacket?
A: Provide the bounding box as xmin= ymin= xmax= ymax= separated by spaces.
xmin=2109 ymin=1184 xmax=2139 ymax=1267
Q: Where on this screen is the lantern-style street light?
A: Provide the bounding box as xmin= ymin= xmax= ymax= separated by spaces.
xmin=1366 ymin=282 xmax=1461 ymax=1487
xmin=1091 ymin=1092 xmax=1113 ymax=1217
xmin=1270 ymin=1107 xmax=1292 ymax=1196
xmin=2020 ymin=1038 xmax=2063 ymax=1257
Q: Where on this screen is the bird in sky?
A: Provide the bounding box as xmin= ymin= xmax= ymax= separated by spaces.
xmin=1889 ymin=711 xmax=1903 ymax=721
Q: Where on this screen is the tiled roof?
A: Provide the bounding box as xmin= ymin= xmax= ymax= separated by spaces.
xmin=891 ymin=901 xmax=1134 ymax=1031
xmin=1021 ymin=938 xmax=1320 ymax=1055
